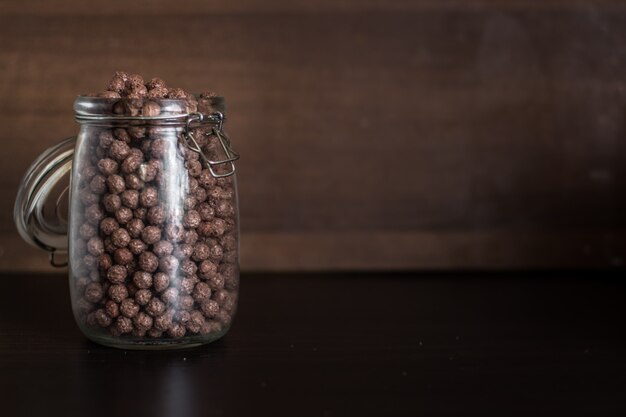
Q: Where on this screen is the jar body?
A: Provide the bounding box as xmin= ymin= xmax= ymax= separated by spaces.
xmin=68 ymin=104 xmax=239 ymax=349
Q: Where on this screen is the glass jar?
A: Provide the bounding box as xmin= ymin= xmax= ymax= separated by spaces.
xmin=14 ymin=96 xmax=240 ymax=349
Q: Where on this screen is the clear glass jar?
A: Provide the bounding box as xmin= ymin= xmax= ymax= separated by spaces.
xmin=15 ymin=96 xmax=240 ymax=349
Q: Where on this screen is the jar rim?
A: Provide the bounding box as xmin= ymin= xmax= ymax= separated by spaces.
xmin=73 ymin=95 xmax=226 ymax=125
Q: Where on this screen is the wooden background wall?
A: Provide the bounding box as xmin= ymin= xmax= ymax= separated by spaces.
xmin=1 ymin=0 xmax=625 ymax=271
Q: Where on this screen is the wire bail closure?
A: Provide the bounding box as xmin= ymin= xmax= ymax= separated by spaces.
xmin=182 ymin=112 xmax=239 ymax=178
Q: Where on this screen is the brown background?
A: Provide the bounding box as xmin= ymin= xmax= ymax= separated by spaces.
xmin=1 ymin=0 xmax=625 ymax=272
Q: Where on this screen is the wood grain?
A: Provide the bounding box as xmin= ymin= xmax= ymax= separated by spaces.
xmin=1 ymin=2 xmax=625 ymax=271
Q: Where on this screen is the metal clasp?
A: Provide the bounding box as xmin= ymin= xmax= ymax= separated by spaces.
xmin=183 ymin=112 xmax=240 ymax=178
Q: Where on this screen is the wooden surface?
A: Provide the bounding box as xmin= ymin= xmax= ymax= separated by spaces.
xmin=0 ymin=271 xmax=625 ymax=416
xmin=1 ymin=1 xmax=626 ymax=271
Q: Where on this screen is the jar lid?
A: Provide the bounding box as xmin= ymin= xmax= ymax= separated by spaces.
xmin=14 ymin=137 xmax=75 ymax=261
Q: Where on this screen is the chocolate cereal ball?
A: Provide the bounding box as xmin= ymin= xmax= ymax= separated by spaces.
xmin=126 ymin=218 xmax=144 ymax=238
xmin=135 ymin=289 xmax=152 ymax=306
xmin=105 ymin=300 xmax=120 ymax=318
xmin=153 ymin=240 xmax=174 ymax=257
xmin=106 ymin=174 xmax=125 ymax=194
xmin=102 ymin=194 xmax=122 ymax=213
xmin=99 ymin=217 xmax=119 ymax=235
xmin=147 ymin=205 xmax=166 ymax=225
xmin=120 ymin=298 xmax=140 ymax=318
xmin=128 ymin=239 xmax=148 ymax=255
xmin=201 ymin=299 xmax=219 ymax=318
xmin=146 ymin=297 xmax=166 ymax=318
xmin=140 ymin=187 xmax=158 ymax=207
xmin=107 ymin=265 xmax=127 ymax=284
xmin=98 ymin=158 xmax=119 ymax=176
xmin=138 ymin=251 xmax=159 ymax=273
xmin=113 ymin=248 xmax=133 ymax=265
xmin=115 ymin=207 xmax=133 ymax=224
xmin=108 ymin=284 xmax=129 ymax=303
xmin=133 ymin=312 xmax=153 ymax=331
xmin=132 ymin=271 xmax=153 ymax=289
xmin=153 ymin=272 xmax=170 ymax=293
xmin=141 ymin=225 xmax=161 ymax=245
xmin=121 ymin=189 xmax=139 ymax=209
xmin=111 ymin=228 xmax=131 ymax=248
xmin=84 ymin=282 xmax=104 ymax=303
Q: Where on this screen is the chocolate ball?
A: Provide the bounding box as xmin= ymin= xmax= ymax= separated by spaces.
xmin=186 ymin=159 xmax=202 ymax=177
xmin=114 ymin=316 xmax=133 ymax=334
xmin=153 ymin=240 xmax=174 ymax=257
xmin=106 ymin=265 xmax=127 ymax=284
xmin=87 ymin=237 xmax=104 ymax=256
xmin=197 ymin=202 xmax=215 ymax=221
xmin=138 ymin=160 xmax=160 ymax=182
xmin=133 ymin=207 xmax=147 ymax=222
xmin=115 ymin=207 xmax=133 ymax=224
xmin=113 ymin=248 xmax=133 ymax=265
xmin=111 ymin=228 xmax=131 ymax=248
xmin=179 ymin=275 xmax=198 ymax=295
xmin=113 ymin=128 xmax=131 ymax=143
xmin=164 ymin=224 xmax=184 ymax=242
xmin=193 ymin=282 xmax=211 ymax=303
xmin=201 ymin=299 xmax=219 ymax=318
xmin=182 ymin=230 xmax=199 ymax=245
xmin=79 ymin=223 xmax=96 ymax=240
xmin=158 ymin=255 xmax=179 ymax=275
xmin=153 ymin=272 xmax=170 ymax=293
xmin=192 ymin=243 xmax=210 ymax=261
xmin=119 ymin=190 xmax=139 ymax=210
xmin=146 ymin=298 xmax=166 ymax=317
xmin=141 ymin=225 xmax=161 ymax=245
xmin=133 ymin=312 xmax=153 ymax=330
xmin=173 ymin=243 xmax=193 ymax=259
xmin=183 ymin=210 xmax=201 ymax=228
xmin=161 ymin=287 xmax=178 ymax=305
xmin=121 ymin=152 xmax=142 ymax=174
xmin=102 ymin=194 xmax=122 ymax=213
xmin=106 ymin=174 xmax=125 ymax=194
xmin=108 ymin=76 xmax=126 ymax=94
xmin=140 ymin=187 xmax=158 ymax=207
xmin=89 ymin=175 xmax=107 ymax=194
xmin=147 ymin=77 xmax=166 ymax=90
xmin=98 ymin=158 xmax=119 ymax=176
xmin=180 ymin=259 xmax=197 ymax=277
xmin=120 ymin=298 xmax=140 ymax=318
xmin=154 ymin=310 xmax=174 ymax=331
xmin=99 ymin=217 xmax=119 ymax=235
xmin=198 ymin=170 xmax=217 ymax=189
xmin=127 ymin=218 xmax=144 ymax=238
xmin=109 ymin=140 xmax=130 ymax=162
xmin=98 ymin=253 xmax=113 ymax=271
xmin=128 ymin=238 xmax=148 ymax=255
xmin=125 ymin=174 xmax=144 ymax=190
xmin=135 ymin=289 xmax=152 ymax=306
xmin=108 ymin=284 xmax=129 ymax=303
xmin=147 ymin=205 xmax=166 ymax=225
xmin=105 ymin=300 xmax=120 ymax=318
xmin=215 ymin=200 xmax=235 ymax=218
xmin=179 ymin=296 xmax=194 ymax=311
xmin=84 ymin=282 xmax=104 ymax=303
xmin=198 ymin=260 xmax=217 ymax=279
xmin=94 ymin=309 xmax=112 ymax=327
xmin=79 ymin=189 xmax=99 ymax=206
xmin=167 ymin=323 xmax=186 ymax=339
xmin=142 ymin=101 xmax=161 ymax=117
xmin=85 ymin=204 xmax=105 ymax=225
xmin=138 ymin=251 xmax=159 ymax=272
xmin=147 ymin=86 xmax=169 ymax=99
xmin=132 ymin=271 xmax=153 ymax=289
xmin=209 ymin=243 xmax=223 ymax=262
xmin=207 ymin=273 xmax=225 ymax=290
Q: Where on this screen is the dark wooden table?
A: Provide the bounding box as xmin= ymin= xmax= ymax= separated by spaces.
xmin=0 ymin=272 xmax=624 ymax=416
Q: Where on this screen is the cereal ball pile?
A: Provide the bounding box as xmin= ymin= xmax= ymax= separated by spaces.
xmin=72 ymin=72 xmax=238 ymax=341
